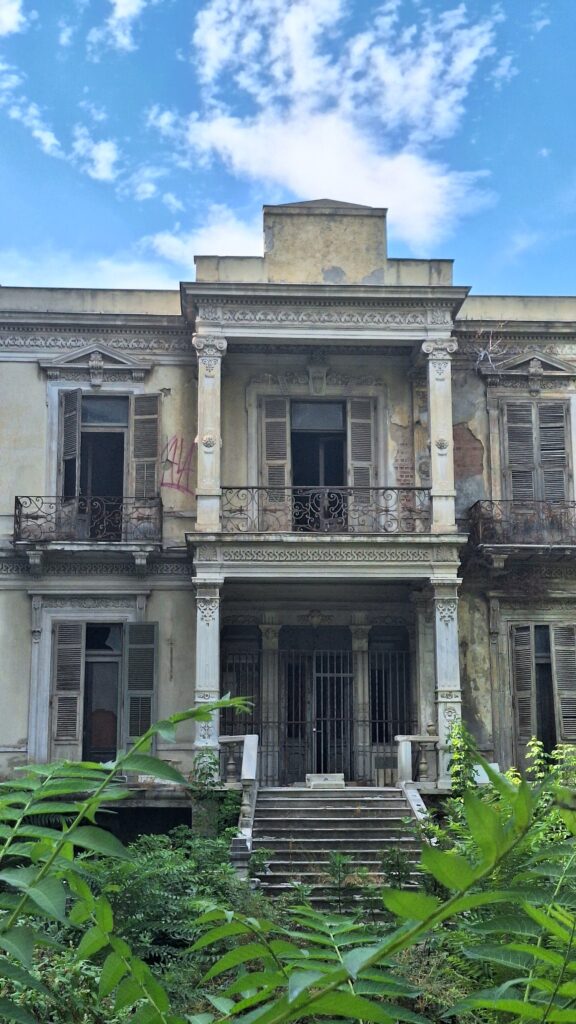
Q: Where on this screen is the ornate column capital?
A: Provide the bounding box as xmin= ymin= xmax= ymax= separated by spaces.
xmin=422 ymin=338 xmax=458 ymax=358
xmin=193 ymin=334 xmax=228 ymax=361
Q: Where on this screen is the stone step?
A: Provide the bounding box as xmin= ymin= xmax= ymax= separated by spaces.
xmin=255 ymin=802 xmax=408 ymax=815
xmin=257 ymin=788 xmax=402 ymax=799
xmin=254 ymin=814 xmax=411 ymax=827
xmin=254 ymin=827 xmax=413 ymax=841
xmin=252 ymin=838 xmax=421 ymax=854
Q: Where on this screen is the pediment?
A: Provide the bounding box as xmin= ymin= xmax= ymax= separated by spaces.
xmin=481 ymin=349 xmax=576 ymax=377
xmin=39 ymin=345 xmax=152 ymax=384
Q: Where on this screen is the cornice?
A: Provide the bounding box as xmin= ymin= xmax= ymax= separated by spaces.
xmin=0 ymin=323 xmax=192 ymax=358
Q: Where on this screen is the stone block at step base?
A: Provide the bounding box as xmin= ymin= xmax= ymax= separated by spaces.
xmin=305 ymin=773 xmax=345 ymax=789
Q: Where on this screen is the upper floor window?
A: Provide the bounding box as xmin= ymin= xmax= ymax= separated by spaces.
xmin=59 ymin=391 xmax=160 ymax=541
xmin=503 ymin=400 xmax=570 ymax=502
xmin=511 ymin=623 xmax=576 ymax=764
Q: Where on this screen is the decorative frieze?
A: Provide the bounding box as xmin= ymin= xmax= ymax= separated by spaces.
xmin=219 ymin=546 xmax=433 ymax=563
xmin=196 ymin=302 xmax=451 ymax=328
xmin=0 ymin=329 xmax=190 ymax=355
xmin=0 ymin=556 xmax=192 ymax=577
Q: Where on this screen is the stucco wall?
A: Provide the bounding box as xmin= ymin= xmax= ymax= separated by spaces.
xmin=0 ymin=590 xmax=31 ymax=775
xmin=458 ymin=591 xmax=493 ymax=757
xmin=0 ymin=363 xmax=47 ymax=541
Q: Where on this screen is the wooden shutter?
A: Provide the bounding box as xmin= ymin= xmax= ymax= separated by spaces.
xmin=347 ymin=399 xmax=376 ymax=488
xmin=261 ymin=398 xmax=291 ymax=498
xmin=60 ymin=390 xmax=82 ymax=499
xmin=538 ymin=403 xmax=568 ymax=502
xmin=504 ymin=403 xmax=536 ymax=501
xmin=131 ymin=395 xmax=160 ymax=498
xmin=551 ymin=625 xmax=576 ymax=741
xmin=511 ymin=625 xmax=535 ymax=754
xmin=123 ymin=622 xmax=157 ymax=745
xmin=51 ymin=622 xmax=85 ymax=753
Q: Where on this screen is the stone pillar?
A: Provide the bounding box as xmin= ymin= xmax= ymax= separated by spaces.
xmin=351 ymin=626 xmax=371 ymax=784
xmin=259 ymin=624 xmax=280 ymax=786
xmin=193 ymin=334 xmax=227 ymax=532
xmin=422 ymin=339 xmax=458 ymax=533
xmin=431 ymin=577 xmax=462 ymax=789
xmin=194 ymin=580 xmax=222 ymax=754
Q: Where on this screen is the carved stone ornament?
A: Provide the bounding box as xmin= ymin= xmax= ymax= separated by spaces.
xmin=435 ymin=438 xmax=449 ymax=451
xmin=39 ymin=344 xmax=153 ymax=384
xmin=221 ymin=546 xmax=433 ymax=563
xmin=42 ymin=597 xmax=137 ymax=609
xmin=437 ymin=690 xmax=462 ymax=702
xmin=297 ymin=610 xmax=334 ymax=627
xmin=202 ymin=434 xmax=217 ymax=449
xmin=435 ymin=598 xmax=458 ymax=625
xmin=194 ymin=300 xmax=455 ymax=329
xmin=2 ymin=329 xmax=190 ymax=355
xmin=197 ymin=597 xmax=219 ymax=625
xmin=195 ymin=691 xmax=218 ymax=702
xmin=443 ymin=705 xmax=459 ymax=722
xmin=0 ymin=556 xmax=191 ymax=577
xmin=193 ymin=335 xmax=228 ymax=359
xmin=422 ymin=340 xmax=458 ymax=357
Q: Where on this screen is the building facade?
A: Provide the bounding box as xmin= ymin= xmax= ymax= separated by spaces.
xmin=1 ymin=199 xmax=575 ymax=800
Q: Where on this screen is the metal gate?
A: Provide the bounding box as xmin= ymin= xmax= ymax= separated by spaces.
xmin=220 ymin=648 xmax=413 ymax=786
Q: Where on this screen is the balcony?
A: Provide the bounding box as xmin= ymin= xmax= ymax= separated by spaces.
xmin=469 ymin=500 xmax=576 ymax=548
xmin=14 ymin=496 xmax=162 ymax=545
xmin=221 ymin=486 xmax=431 ymax=535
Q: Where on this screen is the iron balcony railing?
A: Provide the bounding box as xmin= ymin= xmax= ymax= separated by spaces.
xmin=14 ymin=495 xmax=163 ymax=544
xmin=219 ymin=648 xmax=416 ymax=788
xmin=221 ymin=485 xmax=431 ymax=534
xmin=469 ymin=500 xmax=576 ymax=547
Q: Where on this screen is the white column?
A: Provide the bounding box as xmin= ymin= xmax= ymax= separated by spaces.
xmin=351 ymin=626 xmax=371 ymax=784
xmin=194 ymin=580 xmax=222 ymax=752
xmin=193 ymin=334 xmax=227 ymax=533
xmin=422 ymin=339 xmax=458 ymax=533
xmin=259 ymin=624 xmax=280 ymax=786
xmin=431 ymin=577 xmax=462 ymax=788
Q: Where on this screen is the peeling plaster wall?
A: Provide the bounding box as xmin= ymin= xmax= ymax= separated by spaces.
xmin=0 ymin=590 xmax=31 ymax=775
xmin=452 ymin=368 xmax=489 ymax=516
xmin=147 ymin=589 xmax=196 ymax=771
xmin=458 ymin=591 xmax=493 ymax=756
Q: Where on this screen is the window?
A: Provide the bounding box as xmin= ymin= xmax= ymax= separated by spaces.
xmin=511 ymin=623 xmax=576 ymax=762
xmin=58 ymin=391 xmax=160 ymax=540
xmin=503 ymin=401 xmax=569 ymax=502
xmin=51 ymin=621 xmax=158 ymax=761
xmin=260 ymin=397 xmax=377 ymax=529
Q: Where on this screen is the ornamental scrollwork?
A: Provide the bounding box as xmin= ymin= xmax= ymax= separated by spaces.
xmin=222 ymin=546 xmax=432 ymax=562
xmin=196 ymin=305 xmax=428 ymax=327
xmin=193 ymin=335 xmax=228 ymax=360
xmin=435 ymin=598 xmax=458 ymax=624
xmin=197 ymin=597 xmax=219 ymax=625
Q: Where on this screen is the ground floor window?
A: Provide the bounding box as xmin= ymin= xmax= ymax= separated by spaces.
xmin=51 ymin=621 xmax=157 ymax=760
xmin=511 ymin=623 xmax=576 ymax=761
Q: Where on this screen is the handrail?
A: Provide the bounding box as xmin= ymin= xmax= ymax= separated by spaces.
xmin=395 ymin=732 xmax=440 ymax=789
xmin=219 ymin=733 xmax=259 ymax=878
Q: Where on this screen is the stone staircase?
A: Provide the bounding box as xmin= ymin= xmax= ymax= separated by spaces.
xmin=251 ymin=787 xmax=422 ymax=907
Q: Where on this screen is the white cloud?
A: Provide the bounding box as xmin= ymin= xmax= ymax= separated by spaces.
xmin=7 ymin=99 xmax=63 ymax=156
xmin=72 ymin=125 xmax=120 ymax=181
xmin=146 ymin=0 xmax=508 ymax=251
xmin=0 ymin=0 xmax=28 ymax=36
xmin=530 ymin=4 xmax=551 ymax=34
xmin=123 ymin=163 xmax=165 ymax=200
xmin=79 ymin=98 xmax=108 ymax=123
xmin=145 ymin=204 xmax=262 ymax=269
xmin=87 ymin=0 xmax=163 ymax=55
xmin=162 ymin=191 xmax=184 ymax=213
xmin=58 ymin=20 xmax=74 ymax=47
xmin=0 ymin=246 xmax=179 ymax=288
xmin=490 ymin=54 xmax=518 ymax=89
xmin=506 ymin=229 xmax=543 ymax=259
xmin=538 ymin=147 xmax=551 ymax=158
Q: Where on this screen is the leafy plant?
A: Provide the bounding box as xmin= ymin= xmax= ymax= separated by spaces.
xmin=0 ymin=698 xmax=249 ymax=1024
xmin=447 ymin=721 xmax=478 ymax=796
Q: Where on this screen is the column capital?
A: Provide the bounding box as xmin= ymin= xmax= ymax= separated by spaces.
xmin=193 ymin=333 xmax=228 ymax=361
xmin=422 ymin=338 xmax=458 ymax=358
xmin=259 ymin=624 xmax=281 ymax=649
xmin=350 ymin=625 xmax=371 ymax=650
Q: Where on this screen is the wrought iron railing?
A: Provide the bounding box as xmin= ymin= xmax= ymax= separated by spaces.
xmin=14 ymin=496 xmax=162 ymax=543
xmin=221 ymin=486 xmax=431 ymax=534
xmin=220 ymin=649 xmax=416 ymax=787
xmin=469 ymin=500 xmax=576 ymax=546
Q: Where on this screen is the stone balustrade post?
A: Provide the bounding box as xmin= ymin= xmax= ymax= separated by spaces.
xmin=431 ymin=577 xmax=462 ymax=788
xmin=193 ymin=333 xmax=227 ymax=532
xmin=194 ymin=579 xmax=222 ymax=756
xmin=422 ymin=338 xmax=458 ymax=533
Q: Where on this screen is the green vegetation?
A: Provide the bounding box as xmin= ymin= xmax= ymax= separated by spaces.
xmin=1 ymin=711 xmax=575 ymax=1023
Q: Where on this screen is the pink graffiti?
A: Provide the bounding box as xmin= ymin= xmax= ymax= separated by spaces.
xmin=160 ymin=435 xmax=196 ymax=494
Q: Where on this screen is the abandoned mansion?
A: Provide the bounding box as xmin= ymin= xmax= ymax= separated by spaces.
xmin=1 ymin=198 xmax=576 ymax=800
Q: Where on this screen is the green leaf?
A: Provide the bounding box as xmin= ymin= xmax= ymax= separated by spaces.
xmin=206 ymin=994 xmax=235 ymax=1013
xmin=0 ymin=927 xmax=36 ymax=966
xmin=152 ymin=719 xmax=177 ymax=743
xmin=204 ymin=942 xmax=275 ymax=980
xmin=94 ymin=896 xmax=114 ymax=933
xmin=420 ymin=847 xmax=479 ymax=890
xmin=121 ymin=753 xmax=188 ymax=784
xmin=224 ymin=971 xmax=285 ymax=997
xmin=463 ymin=943 xmax=534 ymax=970
xmin=310 ymin=992 xmax=394 ymax=1022
xmin=76 ymin=926 xmax=109 ymax=961
xmin=462 ymin=792 xmax=504 ymax=861
xmin=0 ymin=998 xmax=38 ymax=1024
xmin=27 ymin=877 xmax=67 ymax=921
xmin=523 ymin=904 xmax=573 ymax=943
xmin=382 ymin=889 xmax=441 ymax=920
xmin=69 ymin=826 xmax=131 ymax=860
xmin=192 ymin=921 xmax=254 ymax=950
xmin=141 ymin=969 xmax=170 ymax=1013
xmin=0 ymin=957 xmax=48 ymax=994
xmin=343 ymin=945 xmax=383 ymax=979
xmin=99 ymin=952 xmax=127 ymax=998
xmin=115 ymin=976 xmax=143 ymax=1012
xmin=287 ymin=970 xmax=324 ymax=1002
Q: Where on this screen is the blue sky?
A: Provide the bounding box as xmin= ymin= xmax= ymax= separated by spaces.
xmin=0 ymin=0 xmax=573 ymax=295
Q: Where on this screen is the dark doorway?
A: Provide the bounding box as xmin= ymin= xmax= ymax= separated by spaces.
xmin=80 ymin=433 xmax=125 ymax=539
xmin=534 ymin=625 xmax=557 ymax=753
xmin=82 ymin=623 xmax=122 ymax=762
xmin=291 ymin=402 xmax=346 ymax=531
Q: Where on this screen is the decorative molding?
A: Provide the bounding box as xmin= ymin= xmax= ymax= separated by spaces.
xmin=249 ymin=370 xmax=383 ymax=391
xmin=202 ymin=434 xmax=217 ymax=449
xmin=234 ymin=344 xmax=410 ymax=356
xmin=41 ymin=597 xmax=136 ymax=608
xmin=422 ymin=339 xmax=458 ymax=357
xmin=435 ymin=438 xmax=449 ymax=451
xmin=0 ymin=556 xmax=191 ymax=577
xmin=0 ymin=558 xmax=30 ymax=575
xmin=296 ymin=610 xmax=334 ymax=626
xmin=38 ymin=344 xmax=152 ymax=385
xmin=197 ymin=301 xmax=451 ymax=328
xmin=220 ymin=546 xmax=433 ymax=563
xmin=197 ymin=596 xmax=219 ymax=625
xmin=0 ymin=329 xmax=190 ymax=355
xmin=222 ymin=614 xmax=260 ymax=625
xmin=437 ymin=689 xmax=462 ymax=701
xmin=435 ymin=598 xmax=458 ymax=624
xmin=193 ymin=335 xmax=228 ymax=358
